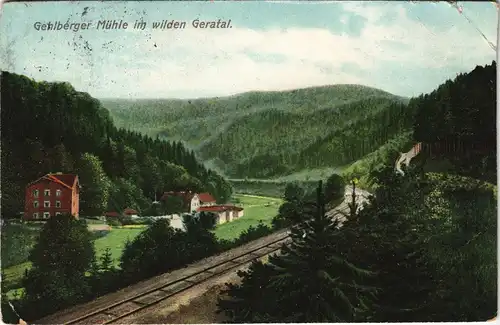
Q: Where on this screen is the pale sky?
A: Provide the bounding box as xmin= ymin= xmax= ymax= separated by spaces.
xmin=0 ymin=1 xmax=497 ymax=99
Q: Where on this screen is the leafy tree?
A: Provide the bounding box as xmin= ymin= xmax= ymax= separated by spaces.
xmin=21 ymin=214 xmax=95 ymax=319
xmin=283 ymin=182 xmax=305 ymax=202
xmin=324 ymin=173 xmax=345 ymax=203
xmin=120 ymin=219 xmax=186 ymax=281
xmin=1 ymin=71 xmax=232 ymax=223
xmin=77 ymin=153 xmax=111 ymax=216
xmin=182 ymin=212 xmax=219 ymax=259
xmin=162 ymin=195 xmax=185 ymax=214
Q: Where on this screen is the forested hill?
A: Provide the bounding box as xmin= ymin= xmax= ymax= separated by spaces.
xmin=103 ymin=85 xmax=410 ymax=178
xmin=1 ymin=71 xmax=232 ymax=218
xmin=411 ymin=61 xmax=497 ymax=179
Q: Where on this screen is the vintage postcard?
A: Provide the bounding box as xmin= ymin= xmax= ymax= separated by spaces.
xmin=0 ymin=0 xmax=497 ymax=323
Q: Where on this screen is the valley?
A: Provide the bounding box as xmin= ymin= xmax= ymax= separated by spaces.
xmin=103 ymin=84 xmax=412 ymax=180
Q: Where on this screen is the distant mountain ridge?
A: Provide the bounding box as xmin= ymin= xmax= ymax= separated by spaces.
xmin=103 ymin=84 xmax=411 ymax=178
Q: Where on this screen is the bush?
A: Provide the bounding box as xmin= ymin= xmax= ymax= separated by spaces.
xmin=120 ymin=219 xmax=188 ymax=281
xmin=20 ymin=214 xmax=95 ymax=321
xmin=1 ymin=223 xmax=40 ymax=268
xmin=90 ymin=230 xmax=110 ymax=240
xmin=106 ymin=218 xmax=122 ymax=227
xmin=234 ymin=222 xmax=273 ymax=246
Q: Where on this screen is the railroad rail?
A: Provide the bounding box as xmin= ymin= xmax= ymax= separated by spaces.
xmin=58 ymin=206 xmax=350 ymax=325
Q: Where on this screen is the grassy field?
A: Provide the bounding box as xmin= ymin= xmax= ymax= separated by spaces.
xmin=214 ymin=194 xmax=283 ymax=241
xmin=3 ymin=194 xmax=283 ymax=296
xmin=2 ymin=226 xmax=146 ymax=296
xmin=93 ymin=227 xmax=145 ymax=267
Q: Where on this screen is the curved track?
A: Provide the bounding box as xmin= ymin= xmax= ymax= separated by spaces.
xmin=64 ymin=235 xmax=290 ymax=325
xmin=57 ymin=206 xmax=351 ymax=325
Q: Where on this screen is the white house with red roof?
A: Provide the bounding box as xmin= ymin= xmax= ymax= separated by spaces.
xmin=160 ymin=191 xmax=217 ymax=213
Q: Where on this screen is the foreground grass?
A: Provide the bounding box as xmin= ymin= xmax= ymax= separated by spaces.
xmin=93 ymin=227 xmax=145 ymax=267
xmin=3 ymin=227 xmax=145 ymax=296
xmin=214 ymin=194 xmax=282 ymax=241
xmin=3 ymin=195 xmax=283 ymax=295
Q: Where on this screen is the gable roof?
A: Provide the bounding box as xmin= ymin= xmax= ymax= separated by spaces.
xmin=51 ymin=174 xmax=78 ymax=187
xmin=123 ymin=208 xmax=138 ymax=215
xmin=198 ymin=192 xmax=216 ymax=203
xmin=27 ymin=173 xmax=78 ymax=189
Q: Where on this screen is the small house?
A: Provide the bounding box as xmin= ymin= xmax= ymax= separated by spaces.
xmin=197 ymin=205 xmax=244 ymax=225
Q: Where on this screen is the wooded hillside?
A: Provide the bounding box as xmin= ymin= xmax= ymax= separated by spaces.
xmin=104 ymin=85 xmax=410 ymax=178
xmin=1 ymin=71 xmax=232 ymax=218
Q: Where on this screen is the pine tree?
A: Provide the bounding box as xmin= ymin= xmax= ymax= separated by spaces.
xmin=21 ymin=214 xmax=95 ymax=319
xmin=218 ymin=181 xmax=377 ymax=322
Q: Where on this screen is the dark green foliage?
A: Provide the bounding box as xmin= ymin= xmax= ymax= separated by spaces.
xmin=77 ymin=153 xmax=112 ymax=216
xmin=345 ymin=161 xmax=497 ymax=322
xmin=233 ymin=221 xmax=274 ymax=245
xmin=20 ymin=214 xmax=95 ymax=320
xmin=119 ymin=219 xmax=187 ymax=281
xmin=0 ymin=71 xmax=232 ymax=218
xmin=229 ymin=179 xmax=318 ymax=199
xmin=162 ymin=195 xmax=185 ymax=214
xmin=412 ymin=61 xmax=496 ymax=179
xmin=104 ymin=86 xmax=411 ymax=179
xmin=219 ymin=181 xmax=376 ymax=322
xmin=421 ymin=185 xmax=497 ymax=321
xmin=324 ymin=173 xmax=345 ymax=203
xmin=1 ymin=223 xmax=40 ymax=268
xmin=283 ymin=182 xmax=305 ymax=202
xmin=88 ymin=247 xmax=121 ymax=296
xmin=106 ymin=218 xmax=122 ymax=227
xmin=182 ymin=213 xmax=219 ymax=259
xmin=272 ymin=182 xmax=318 ymax=228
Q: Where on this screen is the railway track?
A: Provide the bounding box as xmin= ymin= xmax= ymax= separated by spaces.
xmin=64 ymin=234 xmax=290 ymax=325
xmin=59 ymin=206 xmax=351 ymax=325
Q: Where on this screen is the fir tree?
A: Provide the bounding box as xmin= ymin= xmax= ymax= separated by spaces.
xmin=219 ymin=181 xmax=377 ymax=322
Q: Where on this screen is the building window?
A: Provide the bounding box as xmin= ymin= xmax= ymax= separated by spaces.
xmin=56 ymin=201 xmax=61 ymax=208
xmin=33 ymin=190 xmax=39 ymax=198
xmin=55 ymin=212 xmax=61 ymax=216
xmin=44 ymin=201 xmax=50 ymax=208
xmin=44 ymin=189 xmax=50 ymax=196
xmin=33 ymin=212 xmax=39 ymax=219
xmin=56 ymin=189 xmax=62 ymax=197
xmin=33 ymin=201 xmax=39 ymax=208
xmin=43 ymin=212 xmax=50 ymax=219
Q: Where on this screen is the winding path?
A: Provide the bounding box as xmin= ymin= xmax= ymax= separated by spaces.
xmin=395 ymin=142 xmax=423 ymax=175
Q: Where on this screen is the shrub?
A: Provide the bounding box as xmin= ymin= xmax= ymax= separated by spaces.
xmin=106 ymin=218 xmax=122 ymax=227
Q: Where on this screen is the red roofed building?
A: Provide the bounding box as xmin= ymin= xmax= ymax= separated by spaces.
xmin=105 ymin=211 xmax=120 ymax=218
xmin=123 ymin=208 xmax=139 ymax=217
xmin=198 ymin=192 xmax=216 ymax=206
xmin=24 ymin=173 xmax=80 ymax=221
xmin=197 ymin=205 xmax=244 ymax=225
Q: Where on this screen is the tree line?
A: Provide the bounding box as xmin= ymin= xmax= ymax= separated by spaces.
xmin=1 ymin=173 xmax=345 ymax=322
xmin=1 ymin=71 xmax=232 ymax=218
xmin=412 ymin=61 xmax=496 ymax=180
xmin=217 ymin=163 xmax=496 ymax=322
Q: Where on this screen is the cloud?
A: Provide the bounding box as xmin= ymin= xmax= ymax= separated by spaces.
xmin=3 ymin=2 xmax=496 ymax=98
